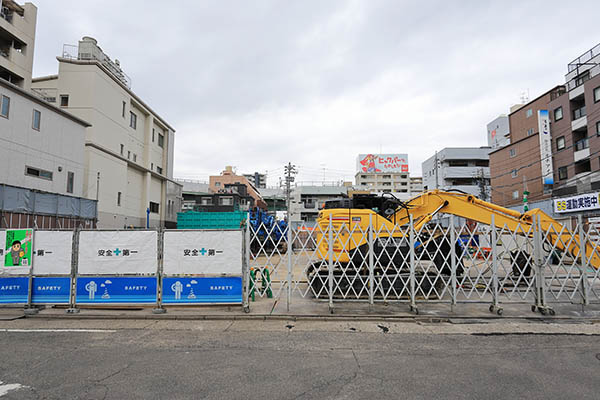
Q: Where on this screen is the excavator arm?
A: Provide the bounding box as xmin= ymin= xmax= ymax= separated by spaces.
xmin=392 ymin=190 xmax=600 ymax=269
xmin=317 ymin=190 xmax=600 ymax=268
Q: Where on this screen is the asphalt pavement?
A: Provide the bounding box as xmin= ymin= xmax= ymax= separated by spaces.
xmin=0 ymin=318 xmax=598 ymax=399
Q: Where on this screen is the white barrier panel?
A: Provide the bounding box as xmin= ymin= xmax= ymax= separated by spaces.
xmin=163 ymin=230 xmax=242 ymax=275
xmin=78 ymin=231 xmax=158 ymax=275
xmin=32 ymin=231 xmax=73 ymax=275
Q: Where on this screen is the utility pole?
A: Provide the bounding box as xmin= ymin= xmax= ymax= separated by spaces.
xmin=477 ymin=168 xmax=488 ymax=201
xmin=522 ymin=175 xmax=529 ymax=212
xmin=284 ymin=163 xmax=297 ymax=221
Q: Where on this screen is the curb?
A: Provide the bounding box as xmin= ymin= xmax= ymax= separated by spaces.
xmin=18 ymin=312 xmax=600 ymax=324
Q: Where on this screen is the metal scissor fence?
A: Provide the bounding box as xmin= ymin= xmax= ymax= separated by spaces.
xmin=245 ymin=214 xmax=600 ymax=315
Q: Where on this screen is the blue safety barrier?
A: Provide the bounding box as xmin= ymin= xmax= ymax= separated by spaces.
xmin=32 ymin=277 xmax=71 ymax=304
xmin=0 ymin=277 xmax=29 ymax=303
xmin=162 ymin=276 xmax=242 ymax=304
xmin=76 ymin=276 xmax=157 ymax=304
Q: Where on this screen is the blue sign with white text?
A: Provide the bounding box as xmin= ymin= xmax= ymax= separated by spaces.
xmin=76 ymin=276 xmax=157 ymax=304
xmin=32 ymin=277 xmax=71 ymax=304
xmin=162 ymin=277 xmax=242 ymax=304
xmin=0 ymin=277 xmax=29 ymax=303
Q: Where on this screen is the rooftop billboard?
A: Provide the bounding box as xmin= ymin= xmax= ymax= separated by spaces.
xmin=356 ymin=154 xmax=409 ymax=173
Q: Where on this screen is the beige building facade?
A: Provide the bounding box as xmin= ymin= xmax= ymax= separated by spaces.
xmin=31 ymin=37 xmax=181 ymax=228
xmin=0 ymin=0 xmax=36 ymax=89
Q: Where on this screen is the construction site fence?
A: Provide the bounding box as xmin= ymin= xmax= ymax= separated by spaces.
xmin=0 ymin=229 xmax=245 ymax=311
xmin=248 ymin=214 xmax=600 ymax=315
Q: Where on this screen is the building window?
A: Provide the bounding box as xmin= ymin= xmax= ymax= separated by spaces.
xmin=201 ymin=197 xmax=212 ymax=205
xmin=133 ymin=154 xmax=137 ymax=162
xmin=511 ymin=169 xmax=518 ymax=178
xmin=127 ymin=151 xmax=131 ymax=160
xmin=156 ymin=166 xmax=163 ymax=174
xmin=219 ymin=197 xmax=233 ymax=206
xmin=25 ymin=166 xmax=53 ymax=180
xmin=149 ymin=201 xmax=159 ymax=213
xmin=120 ymin=144 xmax=124 ymax=155
xmin=130 ymin=112 xmax=137 ymax=129
xmin=122 ymin=101 xmax=126 ymax=118
xmin=556 ymin=136 xmax=565 ymax=151
xmin=117 ymin=192 xmax=122 ymax=206
xmin=66 ymin=171 xmax=74 ymax=193
xmin=1 ymin=95 xmax=9 ymax=118
xmin=526 ymin=108 xmax=533 ymax=118
xmin=554 ymin=107 xmax=563 ymax=121
xmin=597 ymin=121 xmax=600 ymax=135
xmin=595 ymin=87 xmax=600 ymax=103
xmin=527 ymin=128 xmax=534 ymax=136
xmin=32 ymin=109 xmax=41 ymax=130
xmin=509 ymin=148 xmax=516 ymax=158
xmin=158 ymin=133 xmax=164 ymax=148
xmin=558 ymin=166 xmax=568 ymax=180
xmin=152 ymin=129 xmax=155 ymax=142
xmin=512 ymin=190 xmax=519 ymax=200
xmin=60 ymin=95 xmax=69 ymax=107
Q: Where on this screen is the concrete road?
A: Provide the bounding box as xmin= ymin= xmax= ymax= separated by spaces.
xmin=0 ymin=319 xmax=598 ymax=399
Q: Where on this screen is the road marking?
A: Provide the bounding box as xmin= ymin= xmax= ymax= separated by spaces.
xmin=0 ymin=329 xmax=117 ymax=333
xmin=0 ymin=381 xmax=26 ymax=397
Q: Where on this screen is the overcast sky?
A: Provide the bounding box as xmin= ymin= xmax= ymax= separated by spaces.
xmin=33 ymin=0 xmax=600 ymax=186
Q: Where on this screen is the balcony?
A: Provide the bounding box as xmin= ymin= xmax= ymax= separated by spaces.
xmin=442 ymin=166 xmax=490 ymax=179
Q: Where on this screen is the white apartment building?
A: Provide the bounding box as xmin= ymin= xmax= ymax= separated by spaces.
xmin=0 ymin=78 xmax=90 ymax=196
xmin=354 ymin=153 xmax=423 ymax=196
xmin=422 ymin=147 xmax=491 ymax=199
xmin=0 ymin=0 xmax=36 ymax=89
xmin=289 ymin=184 xmax=348 ymax=223
xmin=410 ymin=176 xmax=423 ymax=195
xmin=31 ymin=37 xmax=181 ymax=228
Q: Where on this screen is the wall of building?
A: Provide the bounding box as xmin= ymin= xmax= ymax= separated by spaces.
xmin=0 ymin=1 xmax=36 ymax=89
xmin=31 ymin=51 xmax=179 ymax=228
xmin=0 ymin=79 xmax=88 ymax=198
xmin=487 ymin=115 xmax=510 ymax=149
xmin=422 ymin=147 xmax=490 ymax=197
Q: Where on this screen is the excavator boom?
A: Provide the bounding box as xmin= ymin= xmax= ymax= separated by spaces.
xmin=317 ymin=190 xmax=600 ymax=269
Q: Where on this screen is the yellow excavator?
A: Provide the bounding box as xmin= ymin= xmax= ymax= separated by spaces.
xmin=309 ymin=190 xmax=599 ymax=299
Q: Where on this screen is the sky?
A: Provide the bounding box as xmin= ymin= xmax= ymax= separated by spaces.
xmin=32 ymin=0 xmax=600 ymax=186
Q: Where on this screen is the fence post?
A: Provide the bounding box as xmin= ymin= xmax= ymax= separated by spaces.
xmin=450 ymin=215 xmax=457 ymax=312
xmin=153 ymin=228 xmax=166 ymax=314
xmin=66 ymin=227 xmax=80 ymax=313
xmin=490 ymin=215 xmax=501 ymax=315
xmin=577 ymin=214 xmax=589 ymax=310
xmin=533 ymin=214 xmax=547 ymax=312
xmin=409 ymin=215 xmax=416 ymax=314
xmin=243 ymin=223 xmax=251 ymax=313
xmin=368 ymin=214 xmax=374 ymax=306
xmin=286 ymin=220 xmax=292 ymax=312
xmin=328 ymin=214 xmax=334 ymax=313
xmin=23 ymin=230 xmax=37 ymax=315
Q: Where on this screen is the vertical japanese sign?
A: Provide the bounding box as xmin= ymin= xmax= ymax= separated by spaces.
xmin=3 ymin=229 xmax=33 ymax=269
xmin=537 ymin=110 xmax=554 ymax=185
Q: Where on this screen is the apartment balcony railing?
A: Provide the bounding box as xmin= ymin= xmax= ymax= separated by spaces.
xmin=0 ymin=8 xmax=13 ymax=23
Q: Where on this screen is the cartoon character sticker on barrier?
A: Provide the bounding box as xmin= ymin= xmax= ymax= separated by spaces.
xmin=4 ymin=229 xmax=33 ymax=268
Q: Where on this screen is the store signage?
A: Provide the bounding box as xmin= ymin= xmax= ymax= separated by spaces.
xmin=357 ymin=154 xmax=409 ymax=173
xmin=554 ymin=192 xmax=600 ymax=214
xmin=538 ymin=110 xmax=554 ymax=185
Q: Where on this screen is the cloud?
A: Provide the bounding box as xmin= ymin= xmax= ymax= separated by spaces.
xmin=32 ymin=0 xmax=600 ymax=184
